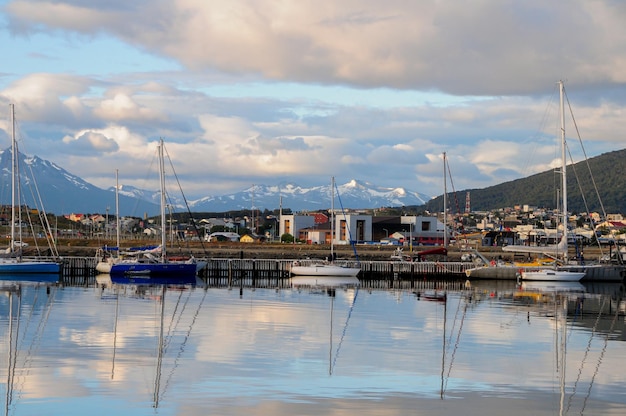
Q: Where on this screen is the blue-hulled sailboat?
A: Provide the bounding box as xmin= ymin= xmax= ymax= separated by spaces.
xmin=109 ymin=139 xmax=205 ymax=278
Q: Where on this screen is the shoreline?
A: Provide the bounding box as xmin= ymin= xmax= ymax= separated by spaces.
xmin=22 ymin=238 xmax=608 ymax=262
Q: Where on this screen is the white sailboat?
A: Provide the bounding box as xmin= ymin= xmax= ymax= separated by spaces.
xmin=290 ymin=177 xmax=360 ymax=277
xmin=466 ymin=81 xmax=592 ymax=281
xmin=520 ymin=81 xmax=584 ymax=282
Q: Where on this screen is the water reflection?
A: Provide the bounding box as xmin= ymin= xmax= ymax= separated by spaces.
xmin=0 ymin=277 xmax=624 ymax=415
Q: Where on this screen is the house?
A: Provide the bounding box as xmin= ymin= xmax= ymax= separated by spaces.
xmin=143 ymin=227 xmax=160 ymax=237
xmin=66 ymin=213 xmax=86 ymax=223
xmin=311 ymin=212 xmax=329 ymax=224
xmin=334 ymin=213 xmax=371 ymax=244
xmin=240 ymin=234 xmax=263 ymax=243
xmin=292 ymin=213 xmax=373 ymax=244
xmin=298 ymin=222 xmax=331 ymax=244
xmin=279 ymin=214 xmax=317 ymax=240
xmin=89 ymin=214 xmax=107 ymax=228
xmin=277 ymin=213 xmax=455 ymax=245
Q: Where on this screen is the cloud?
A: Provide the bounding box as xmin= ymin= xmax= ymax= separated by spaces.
xmin=0 ymin=73 xmax=93 ymax=122
xmin=2 ymin=2 xmax=626 ymax=201
xmin=94 ymin=92 xmax=166 ymax=122
xmin=7 ymin=1 xmax=626 ymax=95
xmin=63 ymin=130 xmax=119 ymax=154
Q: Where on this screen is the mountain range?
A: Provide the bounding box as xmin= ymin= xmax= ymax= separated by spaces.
xmin=0 ymin=148 xmax=431 ymax=216
xmin=0 ymin=148 xmax=160 ymax=216
xmin=2 ymin=147 xmax=625 ymax=217
xmin=422 ymin=148 xmax=626 ymax=215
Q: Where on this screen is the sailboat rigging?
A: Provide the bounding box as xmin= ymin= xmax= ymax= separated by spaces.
xmin=0 ymin=105 xmax=62 ymax=274
xmin=95 ymin=169 xmax=121 ymax=273
xmin=290 ymin=177 xmax=360 ymax=277
xmin=465 ymin=81 xmax=624 ymax=281
xmin=520 ymin=82 xmax=584 ymax=281
xmin=109 ymin=139 xmax=206 ymax=278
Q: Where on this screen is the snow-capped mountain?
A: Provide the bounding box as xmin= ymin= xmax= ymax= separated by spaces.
xmin=0 ymin=147 xmax=431 ymax=215
xmin=175 ymin=179 xmax=431 ymax=212
xmin=0 ymin=147 xmax=159 ymax=216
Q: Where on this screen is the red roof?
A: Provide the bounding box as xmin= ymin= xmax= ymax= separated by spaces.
xmin=312 ymin=213 xmax=329 ymax=224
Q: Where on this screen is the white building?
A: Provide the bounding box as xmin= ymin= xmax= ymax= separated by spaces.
xmin=279 ymin=215 xmax=316 ymax=240
xmin=333 ymin=214 xmax=372 ymax=244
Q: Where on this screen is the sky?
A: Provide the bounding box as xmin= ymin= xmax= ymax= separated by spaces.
xmin=1 ymin=0 xmax=625 ymax=202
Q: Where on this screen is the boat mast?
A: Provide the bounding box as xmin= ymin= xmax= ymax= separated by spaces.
xmin=330 ymin=176 xmax=335 ymax=260
xmin=159 ymin=139 xmax=167 ymax=261
xmin=115 ymin=169 xmax=120 ymax=250
xmin=443 ymin=152 xmax=448 ymax=249
xmin=9 ymin=104 xmax=16 ymax=254
xmin=559 ymin=81 xmax=568 ymax=263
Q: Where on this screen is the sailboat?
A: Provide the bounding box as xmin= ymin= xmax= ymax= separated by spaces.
xmin=290 ymin=177 xmax=360 ymax=277
xmin=95 ymin=170 xmax=121 ymax=273
xmin=94 ymin=170 xmax=161 ymax=274
xmin=465 ymin=81 xmax=621 ymax=281
xmin=518 ymin=82 xmax=584 ymax=282
xmin=0 ymin=105 xmax=62 ymax=275
xmin=109 ymin=139 xmax=206 ymax=278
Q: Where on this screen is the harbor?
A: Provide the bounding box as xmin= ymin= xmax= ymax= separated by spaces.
xmin=1 ymin=274 xmax=625 ymax=416
xmin=30 ymin=247 xmax=626 ymax=287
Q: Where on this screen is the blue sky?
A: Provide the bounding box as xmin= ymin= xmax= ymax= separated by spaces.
xmin=1 ymin=0 xmax=625 ymax=202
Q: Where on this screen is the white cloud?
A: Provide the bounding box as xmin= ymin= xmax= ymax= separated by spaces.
xmin=94 ymin=93 xmax=166 ymax=122
xmin=1 ymin=1 xmax=625 ymax=201
xmin=8 ymin=1 xmax=626 ymax=94
xmin=63 ymin=130 xmax=118 ymax=153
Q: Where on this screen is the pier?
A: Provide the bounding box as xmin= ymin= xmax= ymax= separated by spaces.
xmin=22 ymin=254 xmax=626 ymax=286
xmin=49 ymin=255 xmax=470 ymax=280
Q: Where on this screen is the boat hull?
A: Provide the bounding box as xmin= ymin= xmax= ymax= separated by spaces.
xmin=95 ymin=259 xmax=114 ymax=273
xmin=465 ymin=264 xmax=624 ymax=281
xmin=0 ymin=260 xmax=62 ymax=274
xmin=521 ymin=270 xmax=585 ymax=281
xmin=98 ymin=257 xmax=205 ymax=274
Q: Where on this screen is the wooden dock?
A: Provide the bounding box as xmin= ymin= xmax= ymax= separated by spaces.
xmin=56 ymin=256 xmax=471 ymax=281
xmin=31 ymin=255 xmax=625 ymax=286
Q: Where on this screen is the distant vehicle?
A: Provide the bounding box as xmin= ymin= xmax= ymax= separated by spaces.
xmin=205 ymin=232 xmax=240 ymax=242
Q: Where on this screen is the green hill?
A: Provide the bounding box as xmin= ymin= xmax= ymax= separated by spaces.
xmin=422 ymin=148 xmax=626 ymax=214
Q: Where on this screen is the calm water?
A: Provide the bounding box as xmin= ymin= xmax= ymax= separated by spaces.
xmin=1 ymin=276 xmax=625 ymax=416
